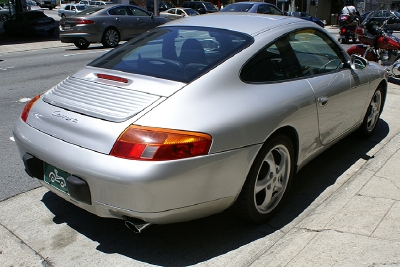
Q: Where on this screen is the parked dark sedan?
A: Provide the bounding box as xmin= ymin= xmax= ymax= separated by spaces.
xmin=286 ymin=11 xmax=325 ymax=27
xmin=220 ymin=2 xmax=283 ymax=15
xmin=3 ymin=11 xmax=57 ymax=36
xmin=59 ymin=4 xmax=170 ymax=49
xmin=361 ymin=10 xmax=400 ymax=31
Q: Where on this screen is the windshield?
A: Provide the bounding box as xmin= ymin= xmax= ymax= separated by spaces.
xmin=203 ymin=2 xmax=217 ymax=10
xmin=88 ymin=26 xmax=253 ymax=83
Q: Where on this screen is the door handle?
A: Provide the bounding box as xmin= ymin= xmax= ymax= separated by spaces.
xmin=318 ymin=96 xmax=328 ymax=107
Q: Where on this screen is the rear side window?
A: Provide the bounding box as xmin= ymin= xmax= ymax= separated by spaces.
xmin=88 ymin=26 xmax=253 ymax=83
xmin=241 ymin=29 xmax=345 ymax=83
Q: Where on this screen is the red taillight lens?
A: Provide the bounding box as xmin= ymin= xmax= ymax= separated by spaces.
xmin=21 ymin=95 xmax=40 ymax=122
xmin=73 ymin=18 xmax=94 ymax=24
xmin=97 ymin=74 xmax=128 ymax=83
xmin=340 ymin=28 xmax=346 ymax=34
xmin=110 ymin=125 xmax=212 ymax=161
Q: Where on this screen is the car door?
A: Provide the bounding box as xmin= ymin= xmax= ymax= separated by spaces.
xmin=127 ymin=6 xmax=158 ymax=35
xmin=108 ymin=6 xmax=137 ymax=39
xmin=290 ymin=29 xmax=370 ymax=145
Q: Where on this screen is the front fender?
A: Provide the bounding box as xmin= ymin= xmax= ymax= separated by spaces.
xmin=347 ymin=45 xmax=377 ymax=62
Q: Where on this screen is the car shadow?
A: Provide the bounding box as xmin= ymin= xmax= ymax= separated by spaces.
xmin=41 ymin=119 xmax=389 ymax=266
xmin=0 ymin=27 xmax=60 ymax=45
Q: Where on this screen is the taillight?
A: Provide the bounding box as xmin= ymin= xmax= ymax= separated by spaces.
xmin=341 ymin=28 xmax=347 ymax=34
xmin=97 ymin=74 xmax=128 ymax=83
xmin=21 ymin=95 xmax=40 ymax=122
xmin=73 ymin=18 xmax=94 ymax=24
xmin=110 ymin=125 xmax=212 ymax=161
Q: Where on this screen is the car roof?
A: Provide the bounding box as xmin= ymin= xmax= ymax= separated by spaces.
xmin=161 ymin=12 xmax=305 ymax=35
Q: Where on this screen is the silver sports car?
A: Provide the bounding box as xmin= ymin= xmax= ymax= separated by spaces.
xmin=59 ymin=4 xmax=169 ymax=49
xmin=14 ymin=13 xmax=387 ymax=233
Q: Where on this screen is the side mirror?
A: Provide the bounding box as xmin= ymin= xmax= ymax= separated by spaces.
xmin=350 ymin=54 xmax=368 ymax=69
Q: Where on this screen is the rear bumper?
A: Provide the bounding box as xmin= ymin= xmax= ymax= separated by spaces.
xmin=13 ymin=118 xmax=260 ymax=224
xmin=60 ymin=33 xmax=101 ymax=43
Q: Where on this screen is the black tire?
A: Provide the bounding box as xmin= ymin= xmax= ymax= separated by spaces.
xmin=233 ymin=134 xmax=295 ymax=223
xmin=101 ymin=28 xmax=120 ymax=48
xmin=61 ymin=14 xmax=66 ymax=18
xmin=74 ymin=39 xmax=90 ymax=49
xmin=358 ymin=86 xmax=384 ymax=137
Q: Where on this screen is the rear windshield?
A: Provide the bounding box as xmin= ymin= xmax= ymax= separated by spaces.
xmin=77 ymin=6 xmax=103 ymax=15
xmin=88 ymin=26 xmax=253 ymax=83
xmin=221 ymin=3 xmax=253 ymax=12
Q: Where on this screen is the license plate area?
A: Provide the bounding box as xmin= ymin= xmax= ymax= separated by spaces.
xmin=43 ymin=163 xmax=70 ymax=195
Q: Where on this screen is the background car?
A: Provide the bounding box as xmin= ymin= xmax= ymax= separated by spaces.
xmin=89 ymin=1 xmax=112 ymax=6
xmin=146 ymin=0 xmax=175 ymax=13
xmin=58 ymin=4 xmax=89 ymax=18
xmin=79 ymin=0 xmax=89 ymax=5
xmin=180 ymin=1 xmax=218 ymax=14
xmin=33 ymin=0 xmax=56 ymax=10
xmin=361 ymin=10 xmax=400 ymax=31
xmin=359 ymin=11 xmax=371 ymax=23
xmin=26 ymin=0 xmax=42 ymax=11
xmin=220 ymin=2 xmax=283 ymax=15
xmin=3 ymin=10 xmax=57 ymax=36
xmin=286 ymin=11 xmax=325 ymax=27
xmin=59 ymin=4 xmax=169 ymax=49
xmin=14 ymin=13 xmax=387 ymax=233
xmin=159 ymin=7 xmax=199 ymax=19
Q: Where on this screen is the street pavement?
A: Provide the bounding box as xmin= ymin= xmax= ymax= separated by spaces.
xmin=1 ymin=24 xmax=400 ymax=267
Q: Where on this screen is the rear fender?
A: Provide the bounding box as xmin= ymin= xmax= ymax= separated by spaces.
xmin=347 ymin=45 xmax=377 ymax=62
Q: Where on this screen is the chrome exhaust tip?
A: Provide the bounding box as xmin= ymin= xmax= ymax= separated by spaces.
xmin=124 ymin=220 xmax=151 ymax=234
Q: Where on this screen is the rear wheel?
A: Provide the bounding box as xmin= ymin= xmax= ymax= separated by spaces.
xmin=74 ymin=39 xmax=90 ymax=49
xmin=61 ymin=14 xmax=66 ymax=18
xmin=102 ymin=28 xmax=120 ymax=48
xmin=233 ymin=134 xmax=295 ymax=223
xmin=358 ymin=87 xmax=383 ymax=137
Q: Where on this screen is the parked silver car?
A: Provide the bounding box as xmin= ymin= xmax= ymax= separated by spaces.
xmin=159 ymin=7 xmax=199 ymax=19
xmin=58 ymin=4 xmax=89 ymax=18
xmin=14 ymin=13 xmax=387 ymax=233
xmin=59 ymin=4 xmax=169 ymax=49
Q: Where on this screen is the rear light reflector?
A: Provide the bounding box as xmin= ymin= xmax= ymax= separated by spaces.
xmin=97 ymin=74 xmax=128 ymax=83
xmin=73 ymin=18 xmax=94 ymax=24
xmin=110 ymin=125 xmax=212 ymax=161
xmin=21 ymin=95 xmax=40 ymax=122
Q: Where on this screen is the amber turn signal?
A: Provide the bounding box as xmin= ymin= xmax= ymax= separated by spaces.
xmin=21 ymin=95 xmax=40 ymax=123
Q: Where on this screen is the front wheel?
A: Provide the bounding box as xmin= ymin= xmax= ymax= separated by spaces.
xmin=102 ymin=28 xmax=120 ymax=48
xmin=233 ymin=135 xmax=295 ymax=223
xmin=358 ymin=87 xmax=383 ymax=137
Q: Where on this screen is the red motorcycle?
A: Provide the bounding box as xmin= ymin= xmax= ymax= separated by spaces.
xmin=347 ymin=17 xmax=400 ymax=79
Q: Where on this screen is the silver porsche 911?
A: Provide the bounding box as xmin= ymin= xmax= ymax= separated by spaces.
xmin=14 ymin=13 xmax=387 ymax=233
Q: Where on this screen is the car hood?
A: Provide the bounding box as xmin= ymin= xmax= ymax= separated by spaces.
xmin=26 ymin=67 xmax=186 ymax=154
